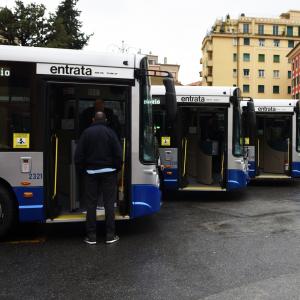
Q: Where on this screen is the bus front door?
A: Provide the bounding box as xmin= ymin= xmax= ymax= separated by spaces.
xmin=46 ymin=82 xmax=131 ymax=220
xmin=256 ymin=115 xmax=292 ymax=177
xmin=178 ymin=106 xmax=227 ymax=191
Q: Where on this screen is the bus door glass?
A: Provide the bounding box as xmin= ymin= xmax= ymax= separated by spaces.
xmin=256 ymin=115 xmax=291 ymax=175
xmin=46 ymin=83 xmax=130 ymax=218
xmin=178 ymin=106 xmax=226 ymax=189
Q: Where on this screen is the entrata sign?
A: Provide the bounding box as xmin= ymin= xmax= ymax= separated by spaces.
xmin=255 ymin=106 xmax=294 ymax=113
xmin=177 ymin=95 xmax=228 ymax=103
xmin=36 ymin=63 xmax=134 ymax=79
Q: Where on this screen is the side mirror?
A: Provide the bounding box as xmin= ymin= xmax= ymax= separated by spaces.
xmin=163 ymin=77 xmax=177 ymax=122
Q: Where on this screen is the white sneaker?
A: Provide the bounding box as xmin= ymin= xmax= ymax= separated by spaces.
xmin=105 ymin=235 xmax=119 ymax=244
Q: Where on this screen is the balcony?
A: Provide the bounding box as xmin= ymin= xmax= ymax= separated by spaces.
xmin=207 ymin=75 xmax=213 ymax=83
xmin=207 ymin=60 xmax=213 ymax=67
xmin=206 ymin=44 xmax=213 ymax=52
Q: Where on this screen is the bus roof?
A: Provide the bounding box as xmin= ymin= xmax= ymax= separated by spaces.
xmin=0 ymin=45 xmax=143 ymax=69
xmin=152 ymin=85 xmax=239 ymax=97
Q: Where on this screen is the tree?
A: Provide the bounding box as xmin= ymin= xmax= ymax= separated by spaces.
xmin=14 ymin=0 xmax=48 ymax=46
xmin=0 ymin=1 xmax=48 ymax=46
xmin=0 ymin=0 xmax=92 ymax=49
xmin=0 ymin=7 xmax=18 ymax=45
xmin=46 ymin=0 xmax=92 ymax=49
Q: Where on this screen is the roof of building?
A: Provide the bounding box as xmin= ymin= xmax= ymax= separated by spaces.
xmin=286 ymin=42 xmax=300 ymax=59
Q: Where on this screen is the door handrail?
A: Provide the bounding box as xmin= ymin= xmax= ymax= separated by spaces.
xmin=120 ymin=138 xmax=126 ymax=193
xmin=52 ymin=134 xmax=58 ymax=200
xmin=182 ymin=138 xmax=188 ymax=177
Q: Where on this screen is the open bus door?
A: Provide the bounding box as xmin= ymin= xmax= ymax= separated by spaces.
xmin=45 ymin=81 xmax=131 ymax=220
xmin=256 ymin=115 xmax=292 ymax=178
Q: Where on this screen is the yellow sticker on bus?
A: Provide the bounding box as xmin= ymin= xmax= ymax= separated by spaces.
xmin=13 ymin=133 xmax=30 ymax=149
xmin=161 ymin=136 xmax=171 ymax=146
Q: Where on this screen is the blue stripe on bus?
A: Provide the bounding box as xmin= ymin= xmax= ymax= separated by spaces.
xmin=163 ymin=168 xmax=178 ymax=189
xmin=248 ymin=161 xmax=256 ymax=178
xmin=291 ymin=162 xmax=300 ymax=178
xmin=227 ymin=169 xmax=248 ymax=190
xmin=131 ymin=184 xmax=161 ymax=218
xmin=13 ymin=186 xmax=45 ymax=222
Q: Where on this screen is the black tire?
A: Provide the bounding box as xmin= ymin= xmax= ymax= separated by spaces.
xmin=0 ymin=186 xmax=15 ymax=237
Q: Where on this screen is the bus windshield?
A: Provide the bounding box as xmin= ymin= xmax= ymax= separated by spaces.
xmin=140 ymin=57 xmax=155 ymax=163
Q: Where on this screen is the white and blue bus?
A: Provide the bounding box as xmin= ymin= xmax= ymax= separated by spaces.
xmin=0 ymin=45 xmax=176 ymax=236
xmin=242 ymin=99 xmax=300 ymax=180
xmin=152 ymin=86 xmax=255 ymax=192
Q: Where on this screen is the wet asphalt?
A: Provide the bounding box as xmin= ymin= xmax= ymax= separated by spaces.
xmin=1 ymin=180 xmax=300 ymax=299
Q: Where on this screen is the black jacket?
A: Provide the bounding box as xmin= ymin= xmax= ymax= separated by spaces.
xmin=75 ymin=121 xmax=122 ymax=172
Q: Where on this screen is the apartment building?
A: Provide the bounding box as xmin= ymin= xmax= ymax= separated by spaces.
xmin=201 ymin=10 xmax=300 ymax=98
xmin=147 ymin=54 xmax=181 ymax=85
xmin=287 ymin=42 xmax=300 ymax=99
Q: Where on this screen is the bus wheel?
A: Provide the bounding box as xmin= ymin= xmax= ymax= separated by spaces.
xmin=0 ymin=186 xmax=15 ymax=237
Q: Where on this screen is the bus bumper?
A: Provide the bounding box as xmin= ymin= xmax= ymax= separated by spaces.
xmin=291 ymin=162 xmax=300 ymax=177
xmin=131 ymin=184 xmax=161 ymax=218
xmin=227 ymin=169 xmax=248 ymax=190
xmin=13 ymin=186 xmax=45 ymax=222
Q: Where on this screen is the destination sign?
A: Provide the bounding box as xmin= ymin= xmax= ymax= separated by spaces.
xmin=36 ymin=63 xmax=134 ymax=79
xmin=177 ymin=95 xmax=228 ymax=103
xmin=255 ymin=106 xmax=294 ymax=113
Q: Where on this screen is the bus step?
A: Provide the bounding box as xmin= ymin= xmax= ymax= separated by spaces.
xmin=180 ymin=186 xmax=226 ymax=191
xmin=46 ymin=211 xmax=130 ymax=223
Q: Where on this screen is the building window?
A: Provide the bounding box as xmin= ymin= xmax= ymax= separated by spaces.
xmin=288 ymin=40 xmax=294 ymax=48
xmin=233 ymin=69 xmax=237 ymax=77
xmin=243 ymin=53 xmax=250 ymax=62
xmin=233 ymin=53 xmax=237 ymax=62
xmin=298 ymin=26 xmax=300 ymax=37
xmin=273 ymin=70 xmax=279 ymax=78
xmin=258 ymin=69 xmax=265 ymax=77
xmin=259 ymin=39 xmax=265 ymax=47
xmin=243 ymin=85 xmax=250 ymax=93
xmin=258 ymin=85 xmax=265 ymax=93
xmin=243 ymin=69 xmax=250 ymax=77
xmin=258 ymin=54 xmax=265 ymax=62
xmin=273 ymin=86 xmax=280 ymax=94
xmin=288 ymin=86 xmax=291 ymax=94
xmin=243 ymin=23 xmax=250 ymax=33
xmin=273 ymin=55 xmax=280 ymax=63
xmin=287 ymin=26 xmax=293 ymax=37
xmin=273 ymin=25 xmax=279 ymax=35
xmin=273 ymin=40 xmax=280 ymax=47
xmin=244 ymin=38 xmax=250 ymax=45
xmin=233 ymin=38 xmax=238 ymax=46
xmin=288 ymin=70 xmax=292 ymax=79
xmin=258 ymin=24 xmax=264 ymax=35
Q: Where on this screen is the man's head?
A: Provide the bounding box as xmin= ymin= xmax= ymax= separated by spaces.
xmin=95 ymin=99 xmax=105 ymax=112
xmin=93 ymin=111 xmax=107 ymax=123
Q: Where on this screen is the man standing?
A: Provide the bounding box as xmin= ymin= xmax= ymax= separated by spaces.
xmin=75 ymin=111 xmax=122 ymax=245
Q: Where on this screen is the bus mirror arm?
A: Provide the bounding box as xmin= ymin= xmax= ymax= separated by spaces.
xmin=163 ymin=77 xmax=177 ymax=122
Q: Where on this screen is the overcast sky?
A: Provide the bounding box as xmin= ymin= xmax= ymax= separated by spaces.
xmin=2 ymin=0 xmax=300 ymax=84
